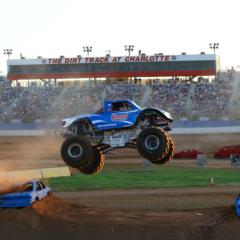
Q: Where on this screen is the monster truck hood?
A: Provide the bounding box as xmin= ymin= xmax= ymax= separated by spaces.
xmin=142 ymin=107 xmax=173 ymax=121
xmin=62 ymin=114 xmax=99 ymax=128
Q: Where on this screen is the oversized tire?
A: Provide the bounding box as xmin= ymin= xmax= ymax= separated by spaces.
xmin=78 ymin=147 xmax=105 ymax=174
xmin=152 ymin=136 xmax=175 ymax=165
xmin=60 ymin=136 xmax=93 ymax=168
xmin=136 ymin=127 xmax=169 ymax=161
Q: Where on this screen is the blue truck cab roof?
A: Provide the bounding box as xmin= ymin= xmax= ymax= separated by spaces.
xmin=103 ymin=99 xmax=141 ymax=113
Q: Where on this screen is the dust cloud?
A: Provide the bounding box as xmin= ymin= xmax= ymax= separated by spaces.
xmin=0 ymin=136 xmax=62 ymax=171
xmin=0 ymin=136 xmax=63 ymax=193
xmin=173 ymin=133 xmax=240 ymax=155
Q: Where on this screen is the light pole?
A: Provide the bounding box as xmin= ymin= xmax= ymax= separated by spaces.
xmin=83 ymin=46 xmax=92 ymax=56
xmin=124 ymin=45 xmax=134 ymax=56
xmin=3 ymin=49 xmax=13 ymax=59
xmin=209 ymin=43 xmax=219 ymax=54
xmin=105 ymin=49 xmax=111 ymax=57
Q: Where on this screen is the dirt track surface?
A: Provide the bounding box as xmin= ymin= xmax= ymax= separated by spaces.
xmin=57 ymin=186 xmax=240 ymax=210
xmin=1 ymin=133 xmax=240 ymax=170
xmin=0 ymin=135 xmax=240 ymax=239
xmin=0 ymin=193 xmax=239 ymax=240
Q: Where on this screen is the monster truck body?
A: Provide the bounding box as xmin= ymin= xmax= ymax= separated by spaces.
xmin=60 ymin=99 xmax=175 ymax=174
xmin=63 ymin=100 xmax=172 ymax=132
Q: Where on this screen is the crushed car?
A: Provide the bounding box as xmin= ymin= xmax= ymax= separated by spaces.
xmin=0 ymin=180 xmax=51 ymax=208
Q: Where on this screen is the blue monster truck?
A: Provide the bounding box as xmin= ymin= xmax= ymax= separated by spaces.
xmin=60 ymin=99 xmax=174 ymax=174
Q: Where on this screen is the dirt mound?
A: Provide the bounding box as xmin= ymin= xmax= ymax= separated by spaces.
xmin=32 ymin=193 xmax=77 ymax=216
xmin=0 ymin=194 xmax=239 ymax=240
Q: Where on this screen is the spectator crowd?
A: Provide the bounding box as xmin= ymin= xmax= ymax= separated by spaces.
xmin=0 ymin=71 xmax=237 ymax=122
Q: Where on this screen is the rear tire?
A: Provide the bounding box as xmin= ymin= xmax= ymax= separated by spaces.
xmin=136 ymin=127 xmax=169 ymax=161
xmin=60 ymin=136 xmax=93 ymax=168
xmin=152 ymin=136 xmax=175 ymax=164
xmin=78 ymin=147 xmax=105 ymax=174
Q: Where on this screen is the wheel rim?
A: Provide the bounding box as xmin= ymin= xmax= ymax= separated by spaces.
xmin=68 ymin=143 xmax=83 ymax=158
xmin=144 ymin=135 xmax=160 ymax=150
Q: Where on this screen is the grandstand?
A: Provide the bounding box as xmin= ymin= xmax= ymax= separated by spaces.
xmin=1 ymin=52 xmax=239 ymax=125
xmin=0 ymin=70 xmax=238 ymax=124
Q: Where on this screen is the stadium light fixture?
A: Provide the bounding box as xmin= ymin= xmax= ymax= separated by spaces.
xmin=105 ymin=50 xmax=111 ymax=57
xmin=3 ymin=49 xmax=13 ymax=59
xmin=209 ymin=43 xmax=219 ymax=54
xmin=124 ymin=45 xmax=134 ymax=56
xmin=83 ymin=46 xmax=93 ymax=56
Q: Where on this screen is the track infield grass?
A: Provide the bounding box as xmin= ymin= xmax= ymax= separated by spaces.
xmin=49 ymin=164 xmax=240 ymax=192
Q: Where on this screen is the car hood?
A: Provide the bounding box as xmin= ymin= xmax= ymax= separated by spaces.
xmin=0 ymin=192 xmax=31 ymax=199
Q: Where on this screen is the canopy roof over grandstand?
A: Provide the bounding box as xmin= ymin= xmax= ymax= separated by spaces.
xmin=7 ymin=54 xmax=218 ymax=80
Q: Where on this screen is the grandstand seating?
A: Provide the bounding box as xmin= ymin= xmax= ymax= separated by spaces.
xmin=0 ymin=71 xmax=238 ymax=123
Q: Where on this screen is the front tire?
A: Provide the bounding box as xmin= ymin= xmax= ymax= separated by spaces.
xmin=152 ymin=136 xmax=175 ymax=164
xmin=78 ymin=147 xmax=105 ymax=174
xmin=136 ymin=127 xmax=169 ymax=162
xmin=60 ymin=136 xmax=93 ymax=168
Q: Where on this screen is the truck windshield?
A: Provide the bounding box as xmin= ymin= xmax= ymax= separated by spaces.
xmin=95 ymin=108 xmax=103 ymax=114
xmin=130 ymin=101 xmax=141 ymax=109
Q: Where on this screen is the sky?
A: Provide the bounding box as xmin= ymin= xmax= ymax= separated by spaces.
xmin=0 ymin=0 xmax=240 ymax=74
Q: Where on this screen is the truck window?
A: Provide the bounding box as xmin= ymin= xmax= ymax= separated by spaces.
xmin=123 ymin=102 xmax=133 ymax=111
xmin=112 ymin=102 xmax=132 ymax=112
xmin=95 ymin=108 xmax=103 ymax=114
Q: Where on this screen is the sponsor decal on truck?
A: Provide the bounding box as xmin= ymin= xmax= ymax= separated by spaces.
xmin=111 ymin=113 xmax=128 ymax=121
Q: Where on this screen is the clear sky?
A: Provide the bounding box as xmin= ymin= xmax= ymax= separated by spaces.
xmin=0 ymin=0 xmax=239 ymax=74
